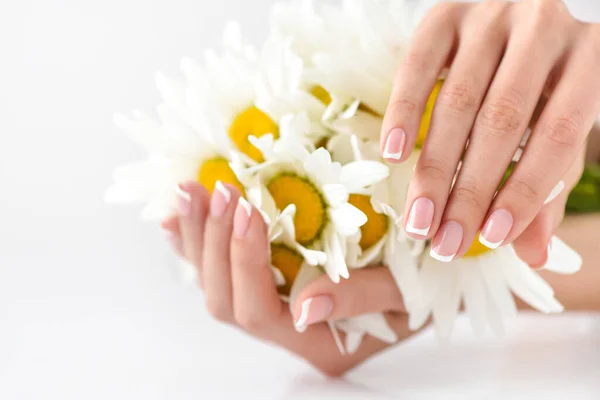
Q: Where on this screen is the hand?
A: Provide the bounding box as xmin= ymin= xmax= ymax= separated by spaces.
xmin=380 ymin=0 xmax=599 ymax=266
xmin=162 ymin=181 xmax=419 ymax=377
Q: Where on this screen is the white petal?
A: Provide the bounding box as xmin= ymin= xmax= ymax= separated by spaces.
xmin=347 ymin=313 xmax=398 ymax=344
xmin=340 ymin=161 xmax=389 ymax=192
xmin=270 ymin=266 xmax=286 ymax=287
xmin=323 ymin=228 xmax=349 ymax=282
xmin=431 ymin=265 xmax=461 ymax=341
xmin=459 ymin=259 xmax=488 ymax=336
xmin=330 ymin=204 xmax=367 ymax=236
xmin=345 ymin=331 xmax=365 ymax=354
xmin=541 ymin=236 xmax=582 ymax=274
xmin=322 ymin=183 xmax=349 ymax=207
xmin=385 ymin=234 xmax=421 ymax=312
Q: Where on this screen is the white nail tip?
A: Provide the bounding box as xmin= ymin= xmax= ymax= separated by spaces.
xmin=294 ymin=298 xmax=313 ymax=333
xmin=478 ymin=235 xmax=501 ymax=250
xmin=544 ymin=180 xmax=565 ymax=205
xmin=383 ymin=149 xmax=402 ymax=160
xmin=406 ymin=224 xmax=430 ymax=236
xmin=429 ymin=248 xmax=455 ymax=263
xmin=383 ymin=135 xmax=402 ymax=160
xmin=238 ymin=197 xmax=252 ymax=217
xmin=214 ymin=180 xmax=231 ymax=203
xmin=175 ymin=184 xmax=191 ymax=202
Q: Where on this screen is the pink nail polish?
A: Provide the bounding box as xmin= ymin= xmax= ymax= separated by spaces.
xmin=479 ymin=209 xmax=514 ymax=249
xmin=294 ymin=295 xmax=334 ymax=333
xmin=406 ymin=197 xmax=434 ymax=236
xmin=175 ymin=184 xmax=192 ymax=217
xmin=233 ymin=198 xmax=252 ymax=238
xmin=382 ymin=128 xmax=406 ymax=161
xmin=210 ymin=181 xmax=231 ymax=217
xmin=430 ymin=221 xmax=463 ymax=262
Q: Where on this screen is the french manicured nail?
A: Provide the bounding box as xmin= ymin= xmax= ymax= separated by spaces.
xmin=233 ymin=197 xmax=252 ymax=238
xmin=210 ymin=180 xmax=231 ymax=217
xmin=430 ymin=221 xmax=463 ymax=262
xmin=382 ymin=128 xmax=406 ymax=161
xmin=479 ymin=209 xmax=513 ymax=249
xmin=175 ymin=184 xmax=191 ymax=216
xmin=406 ymin=197 xmax=434 ymax=236
xmin=544 ymin=180 xmax=565 ymax=205
xmin=294 ymin=296 xmax=334 ymax=333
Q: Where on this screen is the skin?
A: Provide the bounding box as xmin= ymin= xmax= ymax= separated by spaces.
xmin=380 ymin=0 xmax=600 ymax=265
xmin=160 ymin=0 xmax=600 ymax=378
xmin=163 ymin=177 xmax=599 ymax=377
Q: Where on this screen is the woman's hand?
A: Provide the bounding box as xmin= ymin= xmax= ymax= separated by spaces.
xmin=381 ymin=0 xmax=599 ymax=266
xmin=162 ymin=181 xmax=418 ymax=377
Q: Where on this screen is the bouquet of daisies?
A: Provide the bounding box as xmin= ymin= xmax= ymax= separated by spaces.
xmin=106 ymin=0 xmax=583 ymax=352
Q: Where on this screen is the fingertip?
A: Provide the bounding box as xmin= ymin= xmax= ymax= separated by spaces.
xmin=160 ymin=215 xmax=179 ymax=232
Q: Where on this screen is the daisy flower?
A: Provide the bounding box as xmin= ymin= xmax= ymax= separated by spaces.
xmin=105 ymin=22 xmax=328 ymax=219
xmin=409 ymin=236 xmax=582 ymax=340
xmin=243 ymin=118 xmax=389 ymax=283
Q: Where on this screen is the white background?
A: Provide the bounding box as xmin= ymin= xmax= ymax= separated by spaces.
xmin=1 ymin=0 xmax=599 ymax=399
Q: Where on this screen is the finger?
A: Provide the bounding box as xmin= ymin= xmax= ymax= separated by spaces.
xmin=202 ymin=181 xmax=242 ymax=323
xmin=380 ymin=2 xmax=463 ymax=163
xmin=405 ymin=2 xmax=509 ymax=241
xmin=176 ymin=182 xmax=210 ymax=274
xmin=436 ymin=10 xmax=568 ymax=258
xmin=511 ymin=198 xmax=562 ymax=268
xmin=291 ymin=267 xmax=405 ymax=331
xmin=161 ymin=216 xmax=184 ymax=257
xmin=230 ymin=197 xmax=283 ymax=336
xmin=483 ymin=36 xmax=600 ymax=247
xmin=513 ymin=149 xmax=585 ymax=267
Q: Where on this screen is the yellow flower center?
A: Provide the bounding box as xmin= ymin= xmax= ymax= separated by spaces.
xmin=416 ymin=79 xmax=444 ymax=148
xmin=229 ymin=106 xmax=279 ymax=162
xmin=348 ymin=194 xmax=388 ymax=250
xmin=311 ymin=85 xmax=332 ymax=106
xmin=271 ymin=243 xmax=304 ymax=296
xmin=267 ymin=173 xmax=327 ymax=246
xmin=197 ymin=157 xmax=245 ymax=196
xmin=463 ymin=236 xmax=492 ymax=258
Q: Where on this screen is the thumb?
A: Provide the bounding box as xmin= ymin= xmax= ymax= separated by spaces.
xmin=292 ymin=267 xmax=405 ymax=332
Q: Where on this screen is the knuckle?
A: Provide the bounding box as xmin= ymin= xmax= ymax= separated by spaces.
xmin=400 ymin=49 xmax=432 ymax=76
xmin=438 ymin=81 xmax=479 ymax=114
xmin=235 ymin=309 xmax=269 ymax=334
xmin=475 ymin=92 xmax=526 ymax=137
xmin=389 ymin=95 xmax=418 ymax=114
xmin=418 ymin=157 xmax=451 ymax=182
xmin=505 ymin=176 xmax=541 ymax=202
xmin=543 ymin=113 xmax=582 ymax=152
xmin=452 ymin=182 xmax=486 ymax=212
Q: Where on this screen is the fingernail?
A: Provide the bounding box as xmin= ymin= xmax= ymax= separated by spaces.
xmin=210 ymin=180 xmax=231 ymax=217
xmin=294 ymin=296 xmax=334 ymax=333
xmin=406 ymin=197 xmax=434 ymax=236
xmin=479 ymin=209 xmax=513 ymax=249
xmin=544 ymin=180 xmax=565 ymax=205
xmin=233 ymin=197 xmax=252 ymax=238
xmin=175 ymin=184 xmax=192 ymax=217
xmin=430 ymin=221 xmax=463 ymax=262
xmin=382 ymin=128 xmax=406 ymax=161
